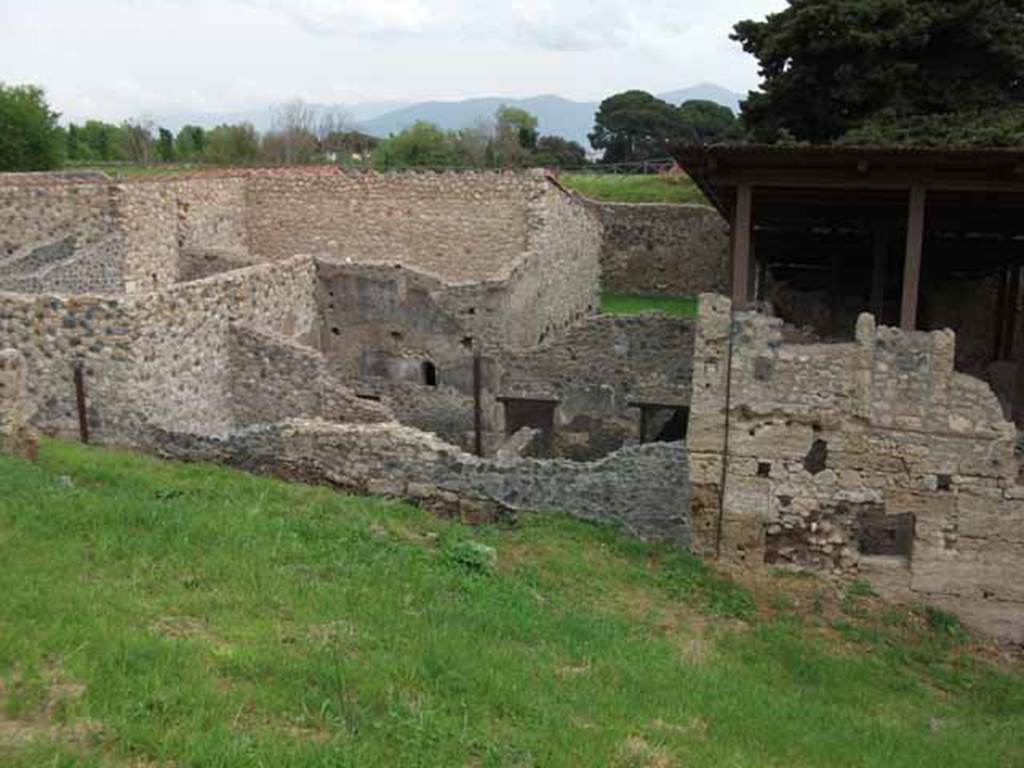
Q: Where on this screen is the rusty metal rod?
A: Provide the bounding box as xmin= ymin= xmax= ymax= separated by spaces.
xmin=73 ymin=361 xmax=89 ymax=444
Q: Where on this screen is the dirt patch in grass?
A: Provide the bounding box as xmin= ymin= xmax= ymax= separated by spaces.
xmin=0 ymin=664 xmax=99 ymax=748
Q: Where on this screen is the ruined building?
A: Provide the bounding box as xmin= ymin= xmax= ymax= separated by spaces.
xmin=0 ymin=162 xmax=1021 ymax=644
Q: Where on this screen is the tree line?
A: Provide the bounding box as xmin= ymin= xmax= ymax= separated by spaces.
xmin=3 ymin=0 xmax=1023 ymax=172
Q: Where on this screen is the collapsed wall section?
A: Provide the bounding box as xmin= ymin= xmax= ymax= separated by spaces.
xmin=148 ymin=418 xmax=692 ymax=545
xmin=689 ymin=294 xmax=1024 ymax=642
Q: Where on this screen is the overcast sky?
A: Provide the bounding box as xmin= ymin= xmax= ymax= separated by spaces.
xmin=0 ymin=0 xmax=787 ymax=122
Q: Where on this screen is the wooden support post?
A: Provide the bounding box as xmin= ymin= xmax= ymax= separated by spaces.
xmin=731 ymin=184 xmax=753 ymax=309
xmin=870 ymin=225 xmax=889 ymax=323
xmin=994 ymin=265 xmax=1010 ymax=360
xmin=73 ymin=361 xmax=89 ymax=445
xmin=747 ymin=234 xmax=759 ymax=305
xmin=1004 ymin=265 xmax=1021 ymax=360
xmin=900 ymin=186 xmax=926 ymax=331
xmin=829 ymin=249 xmax=843 ymax=332
xmin=472 ymin=352 xmax=483 ymax=457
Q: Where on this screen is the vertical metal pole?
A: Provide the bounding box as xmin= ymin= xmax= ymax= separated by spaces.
xmin=73 ymin=361 xmax=89 ymax=444
xmin=472 ymin=352 xmax=483 ymax=457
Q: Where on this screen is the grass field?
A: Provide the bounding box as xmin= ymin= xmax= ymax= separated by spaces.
xmin=601 ymin=293 xmax=698 ymax=317
xmin=560 ymin=173 xmax=708 ymax=205
xmin=1 ymin=440 xmax=1023 ymax=767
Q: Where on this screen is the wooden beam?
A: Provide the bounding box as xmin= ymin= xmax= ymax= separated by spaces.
xmin=870 ymin=225 xmax=889 ymax=322
xmin=732 ymin=183 xmax=753 ymax=308
xmin=900 ymin=187 xmax=927 ymax=331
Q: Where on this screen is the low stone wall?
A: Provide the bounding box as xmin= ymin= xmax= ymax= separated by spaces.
xmin=688 ymin=294 xmax=1024 ymax=643
xmin=0 ymin=348 xmax=36 ymax=459
xmin=149 ymin=418 xmax=692 ymax=545
xmin=0 ymin=255 xmax=319 ymax=443
xmin=587 ymin=201 xmax=729 ymax=296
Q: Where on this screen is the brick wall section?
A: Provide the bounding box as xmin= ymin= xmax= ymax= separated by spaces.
xmin=688 ymin=294 xmax=1024 ymax=642
xmin=0 ymin=348 xmax=36 ymax=459
xmin=586 ymin=201 xmax=729 ymax=296
xmin=148 ymin=418 xmax=692 ymax=545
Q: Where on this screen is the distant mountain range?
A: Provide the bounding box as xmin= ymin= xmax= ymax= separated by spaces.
xmin=153 ymin=83 xmax=744 ymax=146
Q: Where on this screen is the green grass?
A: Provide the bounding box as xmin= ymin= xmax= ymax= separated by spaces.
xmin=601 ymin=292 xmax=698 ymax=317
xmin=561 ymin=173 xmax=708 ymax=205
xmin=1 ymin=440 xmax=1023 ymax=767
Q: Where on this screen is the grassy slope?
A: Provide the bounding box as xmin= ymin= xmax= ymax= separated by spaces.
xmin=1 ymin=441 xmax=1022 ymax=767
xmin=560 ymin=173 xmax=708 ymax=205
xmin=601 ymin=294 xmax=698 ymax=318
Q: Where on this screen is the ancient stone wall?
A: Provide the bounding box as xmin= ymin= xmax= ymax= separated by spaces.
xmin=245 ymin=169 xmax=537 ymax=283
xmin=229 ymin=324 xmax=391 ymax=427
xmin=0 ymin=348 xmax=36 ymax=459
xmin=587 ymin=201 xmax=729 ymax=296
xmin=0 ymin=174 xmax=251 ymax=294
xmin=503 ymin=185 xmax=603 ymax=348
xmin=688 ymin=294 xmax=1024 ymax=642
xmin=149 ymin=418 xmax=692 ymax=545
xmin=501 ymin=314 xmax=695 ymax=459
xmin=0 ymin=255 xmax=318 ymax=443
xmin=0 ymin=181 xmax=124 ymax=293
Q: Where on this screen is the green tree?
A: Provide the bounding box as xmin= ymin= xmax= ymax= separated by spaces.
xmin=77 ymin=120 xmax=123 ymax=161
xmin=373 ymin=121 xmax=458 ymax=169
xmin=488 ymin=106 xmax=539 ymax=167
xmin=157 ymin=128 xmax=175 ymax=162
xmin=676 ymin=100 xmax=744 ymax=144
xmin=532 ymin=136 xmax=587 ymax=168
xmin=66 ymin=123 xmax=83 ymax=161
xmin=118 ymin=119 xmax=156 ymax=164
xmin=203 ymin=123 xmax=260 ymax=165
xmin=733 ymin=0 xmax=1024 ymax=143
xmin=589 ymin=91 xmax=682 ymax=163
xmin=0 ymin=83 xmax=63 ymax=171
xmin=175 ymin=125 xmax=206 ymax=160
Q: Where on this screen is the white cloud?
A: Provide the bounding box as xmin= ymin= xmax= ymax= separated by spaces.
xmin=0 ymin=0 xmax=787 ymax=121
